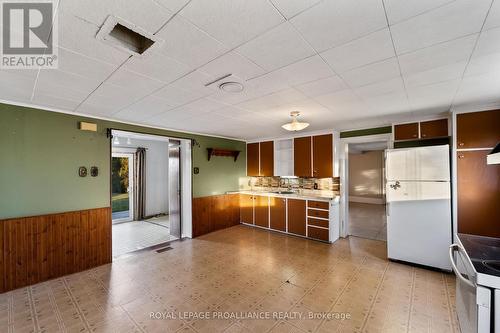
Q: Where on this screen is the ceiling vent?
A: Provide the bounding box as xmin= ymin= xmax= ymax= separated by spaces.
xmin=96 ymin=16 xmax=163 ymax=56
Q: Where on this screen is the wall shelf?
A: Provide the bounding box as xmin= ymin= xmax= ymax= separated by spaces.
xmin=207 ymin=148 xmax=240 ymax=162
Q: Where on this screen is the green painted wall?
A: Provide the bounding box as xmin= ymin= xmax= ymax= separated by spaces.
xmin=0 ymin=103 xmax=246 ymax=219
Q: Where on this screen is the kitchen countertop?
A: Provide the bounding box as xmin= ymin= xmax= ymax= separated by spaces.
xmin=228 ymin=190 xmax=339 ymax=202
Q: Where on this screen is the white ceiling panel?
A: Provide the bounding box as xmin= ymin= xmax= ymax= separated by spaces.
xmin=31 ymin=93 xmax=81 ymax=111
xmin=403 ymin=61 xmax=468 ymax=88
xmin=156 ymin=15 xmax=229 ymax=69
xmin=290 ymin=0 xmax=387 ymax=52
xmin=465 ymin=52 xmax=500 ymax=77
xmin=36 ymin=69 xmax=100 ymax=94
xmin=472 ymin=27 xmax=500 ymax=58
xmin=362 ymin=91 xmax=411 ymax=114
xmin=236 ymin=23 xmax=315 ymax=71
xmin=483 ymin=0 xmax=500 ymax=31
xmin=123 ymin=53 xmax=191 ymax=83
xmin=314 ymin=89 xmax=363 ymax=110
xmin=57 ymin=11 xmax=130 ymax=66
xmin=294 ymin=76 xmax=347 ymax=97
xmin=34 ymin=81 xmax=92 ymax=103
xmin=237 ymin=88 xmax=307 ymax=112
xmin=321 ymin=28 xmax=395 ymax=73
xmin=57 ymin=48 xmax=118 ymax=82
xmin=391 ymin=0 xmax=491 ymax=54
xmin=61 ymin=0 xmax=173 ymax=33
xmin=454 ymin=72 xmax=500 ymax=107
xmin=354 ymin=77 xmax=405 ymax=98
xmin=182 ymin=97 xmax=227 ymax=113
xmin=106 ymin=69 xmax=165 ymax=96
xmin=113 ymin=95 xmax=174 ymax=122
xmin=407 ymin=79 xmax=461 ymax=111
xmin=76 ymin=83 xmax=146 ymax=115
xmin=179 ymin=0 xmax=284 ymax=48
xmin=269 ymin=0 xmax=322 ymax=19
xmin=200 ymin=51 xmax=265 ymax=81
xmin=398 ymin=34 xmax=477 ymax=75
xmin=154 ymin=0 xmax=191 ymax=13
xmin=341 ymin=57 xmax=401 ymax=88
xmin=383 ymin=0 xmax=455 ymax=25
xmin=273 ymin=55 xmax=334 ymax=87
xmin=0 ymin=72 xmax=36 ymax=104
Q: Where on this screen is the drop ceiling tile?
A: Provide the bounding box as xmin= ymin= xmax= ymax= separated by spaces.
xmin=182 ymin=97 xmax=227 ymax=113
xmin=391 ymin=0 xmax=491 ymax=54
xmin=37 ymin=69 xmax=101 ymax=93
xmin=341 ymin=57 xmax=401 ymax=88
xmin=168 ymin=70 xmax=216 ymax=97
xmin=290 ymin=0 xmax=387 ymax=52
xmin=483 ymin=0 xmax=500 ymax=31
xmin=154 ymin=0 xmax=190 ymax=13
xmin=57 ymin=11 xmax=130 ymax=65
xmin=354 ymin=77 xmax=405 ymax=98
xmin=398 ymin=34 xmax=477 ymax=75
xmin=106 ymin=69 xmax=165 ymax=96
xmin=34 ymin=81 xmax=92 ymax=103
xmin=294 ymin=76 xmax=347 ymax=98
xmin=454 ymin=72 xmax=500 ymax=107
xmin=237 ymin=88 xmax=307 ymax=112
xmin=156 ymin=15 xmax=229 ymax=69
xmin=465 ymin=52 xmax=500 ymax=77
xmin=77 ymin=83 xmax=145 ymax=115
xmin=269 ymin=0 xmax=322 ymax=19
xmin=0 ymin=72 xmax=36 ymax=103
xmin=403 ymin=61 xmax=467 ymax=88
xmin=383 ymin=0 xmax=454 ymax=25
xmin=61 ymin=0 xmax=173 ymax=33
xmin=153 ymin=85 xmax=208 ymax=107
xmin=407 ymin=79 xmax=460 ymax=111
xmin=362 ymin=91 xmax=410 ymax=114
xmin=113 ymin=95 xmax=174 ymax=122
xmin=314 ymin=89 xmax=363 ymax=110
xmin=123 ymin=53 xmax=191 ymax=83
xmin=321 ymin=28 xmax=395 ymax=73
xmin=179 ymin=0 xmax=284 ymax=48
xmin=236 ymin=22 xmax=315 ymax=71
xmin=472 ymin=26 xmax=500 ymax=58
xmin=200 ymin=51 xmax=265 ymax=81
xmin=273 ymin=55 xmax=334 ymax=87
xmin=31 ymin=93 xmax=81 ymax=111
xmin=57 ymin=47 xmax=118 ymax=82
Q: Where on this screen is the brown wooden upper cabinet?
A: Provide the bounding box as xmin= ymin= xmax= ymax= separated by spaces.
xmin=287 ymin=199 xmax=306 ymax=236
xmin=313 ymin=134 xmax=333 ymax=178
xmin=294 ymin=134 xmax=333 ymax=178
xmin=246 ymin=141 xmax=274 ymax=176
xmin=394 ymin=123 xmax=419 ymax=141
xmin=457 ymin=110 xmax=500 ymax=149
xmin=420 ymin=119 xmax=448 ymax=139
xmin=246 ymin=143 xmax=259 ymax=176
xmin=294 ymin=136 xmax=312 ymax=177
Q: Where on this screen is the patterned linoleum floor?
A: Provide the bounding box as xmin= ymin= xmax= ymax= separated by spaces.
xmin=0 ymin=225 xmax=459 ymax=333
xmin=348 ymin=203 xmax=387 ymax=241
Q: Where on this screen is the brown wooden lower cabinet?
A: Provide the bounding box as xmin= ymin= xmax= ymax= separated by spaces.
xmin=0 ymin=207 xmax=111 ymax=293
xmin=270 ymin=197 xmax=286 ymax=231
xmin=287 ymin=199 xmax=306 ymax=236
xmin=240 ymin=194 xmax=254 ymax=224
xmin=254 ymin=195 xmax=269 ymax=228
xmin=192 ymin=194 xmax=240 ymax=237
xmin=457 ymin=150 xmax=500 ymax=238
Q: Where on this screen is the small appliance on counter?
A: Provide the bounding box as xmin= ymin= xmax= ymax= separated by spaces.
xmin=450 ymin=234 xmax=500 ymax=333
xmin=385 ymin=144 xmax=452 ymax=270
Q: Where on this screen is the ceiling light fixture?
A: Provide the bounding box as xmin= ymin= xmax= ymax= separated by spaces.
xmin=113 ymin=136 xmax=120 ymax=145
xmin=282 ymin=111 xmax=309 ymax=131
xmin=219 ymin=81 xmax=244 ymax=93
xmin=127 ymin=137 xmax=132 ymax=145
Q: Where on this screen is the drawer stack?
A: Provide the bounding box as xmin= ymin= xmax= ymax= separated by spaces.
xmin=307 ymin=200 xmax=330 ymax=241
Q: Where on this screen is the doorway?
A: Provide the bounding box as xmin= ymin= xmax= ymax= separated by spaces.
xmin=110 ymin=130 xmax=191 ymax=258
xmin=111 ymin=153 xmax=134 ymax=223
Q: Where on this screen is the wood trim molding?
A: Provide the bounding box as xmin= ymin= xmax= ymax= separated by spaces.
xmin=0 ymin=207 xmax=111 ymax=292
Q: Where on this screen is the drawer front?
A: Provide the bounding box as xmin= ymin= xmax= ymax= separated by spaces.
xmin=308 ymin=209 xmax=329 ymax=219
xmin=308 ymin=226 xmax=329 ymax=241
xmin=308 ymin=218 xmax=329 ymax=228
xmin=308 ymin=200 xmax=329 ymax=210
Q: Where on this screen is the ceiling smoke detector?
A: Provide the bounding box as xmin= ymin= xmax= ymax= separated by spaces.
xmin=282 ymin=111 xmax=310 ymax=131
xmin=219 ymin=81 xmax=244 ymax=93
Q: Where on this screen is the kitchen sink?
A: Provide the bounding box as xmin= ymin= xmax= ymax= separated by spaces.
xmin=483 ymin=260 xmax=500 ymax=273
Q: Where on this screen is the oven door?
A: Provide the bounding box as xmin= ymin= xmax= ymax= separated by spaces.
xmin=450 ymin=244 xmax=491 ymax=333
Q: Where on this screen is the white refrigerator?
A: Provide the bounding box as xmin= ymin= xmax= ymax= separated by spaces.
xmin=386 ymin=144 xmax=452 ymax=271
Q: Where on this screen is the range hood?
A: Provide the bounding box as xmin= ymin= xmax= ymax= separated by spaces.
xmin=487 ymin=143 xmax=500 ymax=165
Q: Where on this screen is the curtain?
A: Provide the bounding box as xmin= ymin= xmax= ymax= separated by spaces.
xmin=134 ymin=147 xmax=146 ymax=221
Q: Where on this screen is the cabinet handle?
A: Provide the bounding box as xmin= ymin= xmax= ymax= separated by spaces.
xmin=458 ymin=142 xmax=464 ymax=147
xmin=458 ymin=154 xmax=465 ymax=159
xmin=422 ymin=134 xmax=427 ymax=137
xmin=412 ymin=134 xmax=417 ymax=138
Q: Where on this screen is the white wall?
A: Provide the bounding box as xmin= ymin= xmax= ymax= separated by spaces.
xmin=348 ymin=150 xmax=384 ymax=201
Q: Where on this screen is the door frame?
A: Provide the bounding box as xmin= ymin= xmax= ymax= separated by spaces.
xmin=111 ymin=152 xmax=135 ymax=223
xmin=339 ymin=133 xmax=392 ymax=238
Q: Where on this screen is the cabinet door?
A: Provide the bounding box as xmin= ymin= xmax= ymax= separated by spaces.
xmin=259 ymin=141 xmax=274 ymax=176
xmin=457 ymin=110 xmax=500 ymax=149
xmin=270 ymin=197 xmax=286 ymax=231
xmin=457 ymin=150 xmax=500 ymax=238
xmin=313 ymin=134 xmax=333 ymax=178
xmin=420 ymin=119 xmax=448 ymax=139
xmin=294 ymin=136 xmax=312 ymax=177
xmin=240 ymin=194 xmax=254 ymax=224
xmin=287 ymin=199 xmax=306 ymax=236
xmin=394 ymin=123 xmax=419 ymax=141
xmin=254 ymin=195 xmax=269 ymax=228
xmin=247 ymin=143 xmax=260 ymax=176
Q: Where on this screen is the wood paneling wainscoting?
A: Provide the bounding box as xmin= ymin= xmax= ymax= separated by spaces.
xmin=192 ymin=194 xmax=240 ymax=237
xmin=0 ymin=207 xmax=111 ymax=293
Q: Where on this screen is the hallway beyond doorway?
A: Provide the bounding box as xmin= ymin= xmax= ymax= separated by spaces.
xmin=348 ymin=202 xmax=387 ymax=241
